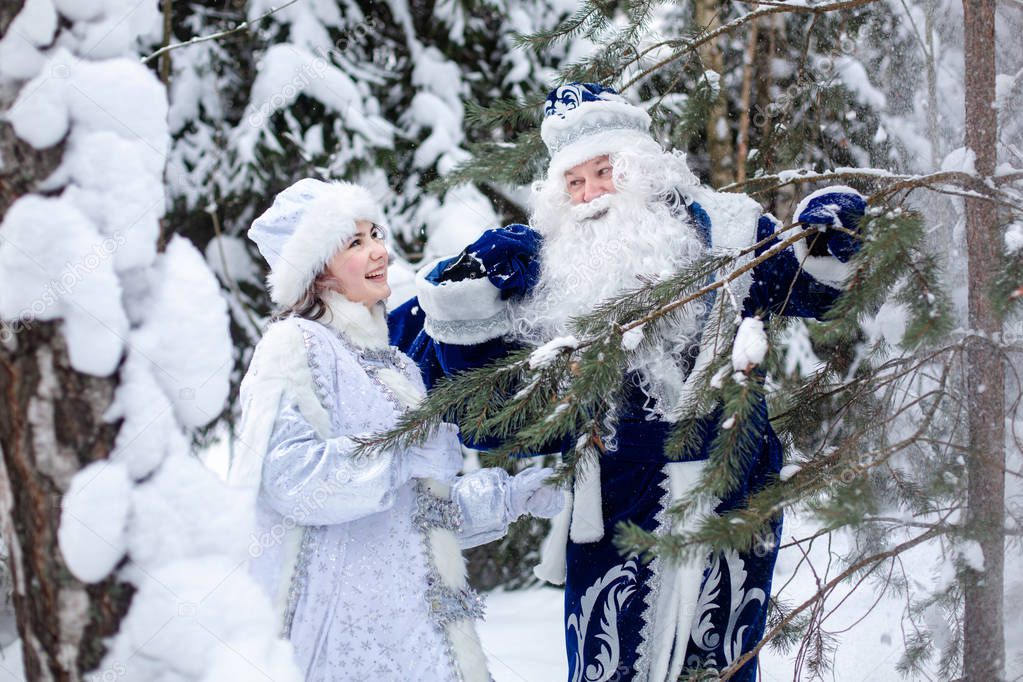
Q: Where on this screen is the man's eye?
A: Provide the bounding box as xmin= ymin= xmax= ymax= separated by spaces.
xmin=569 ymin=179 xmax=582 ymax=187
xmin=599 ymin=167 xmax=611 ymax=176
xmin=372 ymin=227 xmax=384 ymax=239
xmin=349 ymin=238 xmax=361 ymax=248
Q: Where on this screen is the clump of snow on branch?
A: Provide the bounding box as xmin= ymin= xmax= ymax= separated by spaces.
xmin=940 ymin=146 xmax=977 ymax=174
xmin=0 ymin=196 xmax=128 ymax=375
xmin=778 ymin=464 xmax=802 ymax=482
xmin=732 ymin=317 xmax=768 ymax=372
xmin=621 ymin=324 xmax=645 ymax=351
xmin=235 ymin=43 xmax=393 ymax=163
xmin=529 ymin=335 xmax=579 ymax=370
xmin=1006 ymin=222 xmax=1023 ymax=255
xmin=130 ymin=236 xmax=233 ymax=429
xmin=0 ymin=2 xmax=301 ymax=679
xmin=0 ymin=0 xmax=57 ymax=79
xmin=58 ymin=461 xmax=132 ymax=583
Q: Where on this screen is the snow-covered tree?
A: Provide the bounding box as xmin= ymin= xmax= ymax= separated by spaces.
xmin=0 ymin=2 xmax=298 ymax=678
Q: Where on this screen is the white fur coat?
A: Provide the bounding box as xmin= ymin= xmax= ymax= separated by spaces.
xmin=232 ymin=293 xmax=509 ymax=681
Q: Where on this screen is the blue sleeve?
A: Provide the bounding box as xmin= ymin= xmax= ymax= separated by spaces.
xmin=744 ymin=215 xmax=845 ymax=320
xmin=388 ymin=296 xmax=426 ymax=352
xmin=390 ymin=295 xmax=533 ymax=452
xmin=389 ymin=296 xmax=514 ymax=392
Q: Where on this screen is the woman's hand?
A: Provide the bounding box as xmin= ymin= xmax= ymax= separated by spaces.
xmin=402 ymin=423 xmax=463 ymax=483
xmin=507 ymin=467 xmax=565 ymax=519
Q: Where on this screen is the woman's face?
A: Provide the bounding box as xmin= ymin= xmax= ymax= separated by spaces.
xmin=324 ymin=219 xmax=390 ymax=308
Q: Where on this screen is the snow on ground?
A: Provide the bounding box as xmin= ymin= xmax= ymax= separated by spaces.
xmin=0 ymin=503 xmax=1019 ymax=680
xmin=204 ymin=428 xmax=952 ymax=680
xmin=479 ymin=508 xmax=1023 ymax=682
xmin=0 ymin=640 xmax=23 ymax=682
xmin=478 ymin=587 xmax=568 ymax=681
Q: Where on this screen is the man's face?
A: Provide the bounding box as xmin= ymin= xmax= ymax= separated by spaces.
xmin=564 ymin=155 xmax=617 ymax=205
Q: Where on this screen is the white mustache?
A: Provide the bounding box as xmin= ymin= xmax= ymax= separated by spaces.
xmin=569 ymin=194 xmax=616 ymax=223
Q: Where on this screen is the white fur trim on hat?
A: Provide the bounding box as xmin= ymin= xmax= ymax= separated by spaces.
xmin=541 ymin=95 xmax=655 ymax=178
xmin=266 ymin=182 xmax=384 ymax=306
xmin=540 ymin=99 xmax=651 ymax=151
xmin=547 ymin=129 xmax=662 ymax=180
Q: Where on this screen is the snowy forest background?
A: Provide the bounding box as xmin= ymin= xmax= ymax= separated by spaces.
xmin=0 ymin=0 xmax=1021 ymax=680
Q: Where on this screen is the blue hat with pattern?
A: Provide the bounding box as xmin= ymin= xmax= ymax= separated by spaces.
xmin=540 ymin=82 xmax=656 ymax=178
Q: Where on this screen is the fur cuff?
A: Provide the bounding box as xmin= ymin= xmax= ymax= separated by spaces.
xmin=790 ymin=185 xmax=859 ymax=290
xmin=415 ymin=256 xmax=512 ymax=345
xmin=791 ymin=237 xmax=855 ymax=289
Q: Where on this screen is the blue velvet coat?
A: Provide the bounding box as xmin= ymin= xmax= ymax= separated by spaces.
xmin=388 ymin=189 xmax=860 ymax=681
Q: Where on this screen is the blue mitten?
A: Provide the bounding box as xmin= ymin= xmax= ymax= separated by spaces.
xmin=441 ymin=224 xmax=543 ymax=300
xmin=794 ymin=188 xmax=866 ymax=262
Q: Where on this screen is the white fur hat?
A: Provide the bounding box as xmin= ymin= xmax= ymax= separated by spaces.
xmin=540 ymin=82 xmax=658 ymax=179
xmin=247 ymin=179 xmax=385 ymax=307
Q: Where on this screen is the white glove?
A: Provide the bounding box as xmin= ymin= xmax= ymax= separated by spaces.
xmin=401 ymin=423 xmax=463 ymax=483
xmin=507 ymin=467 xmax=565 ymax=519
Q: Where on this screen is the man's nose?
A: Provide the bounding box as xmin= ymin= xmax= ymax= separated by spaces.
xmin=583 ymin=180 xmax=605 ymax=203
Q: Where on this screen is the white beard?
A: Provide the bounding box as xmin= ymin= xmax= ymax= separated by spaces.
xmin=510 ymin=189 xmax=709 ymax=421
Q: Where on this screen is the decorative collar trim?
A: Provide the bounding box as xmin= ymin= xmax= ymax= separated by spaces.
xmin=320 ymin=290 xmax=389 ymax=350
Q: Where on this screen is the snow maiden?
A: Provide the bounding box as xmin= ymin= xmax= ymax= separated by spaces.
xmin=230 ymin=179 xmax=563 ymax=680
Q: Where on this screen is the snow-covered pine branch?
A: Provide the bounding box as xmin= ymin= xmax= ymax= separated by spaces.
xmin=140 ymin=0 xmax=303 ymax=65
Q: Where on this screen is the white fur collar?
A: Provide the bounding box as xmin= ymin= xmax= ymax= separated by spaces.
xmin=320 ymin=290 xmax=389 ymax=350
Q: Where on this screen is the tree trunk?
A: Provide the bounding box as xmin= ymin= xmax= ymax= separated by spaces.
xmin=961 ymin=0 xmax=1005 ymax=679
xmin=752 ymin=14 xmax=778 ymax=182
xmin=0 ymin=6 xmax=134 ymax=679
xmin=694 ymin=0 xmax=734 ymax=188
xmin=734 ymin=17 xmax=759 ymax=186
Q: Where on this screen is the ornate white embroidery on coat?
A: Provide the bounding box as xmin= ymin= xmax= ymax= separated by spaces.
xmin=567 ymin=557 xmax=639 ymax=682
xmin=631 ymin=473 xmax=673 ymax=680
xmin=686 ymin=549 xmax=766 ymax=669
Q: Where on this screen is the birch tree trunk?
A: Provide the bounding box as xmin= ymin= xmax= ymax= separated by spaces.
xmin=0 ymin=4 xmax=134 ymax=679
xmin=960 ymin=0 xmax=1005 ymax=678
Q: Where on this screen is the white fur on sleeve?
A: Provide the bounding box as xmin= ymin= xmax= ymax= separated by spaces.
xmin=789 ymin=186 xmax=861 ymax=290
xmin=674 ymin=186 xmax=761 ymax=418
xmin=229 ymin=319 xmax=332 ymax=488
xmin=414 ymin=256 xmax=512 ymax=345
xmin=790 ymin=237 xmax=855 ymax=289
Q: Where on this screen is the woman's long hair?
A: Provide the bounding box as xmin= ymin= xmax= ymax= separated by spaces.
xmin=269 ymin=272 xmax=344 ymax=324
